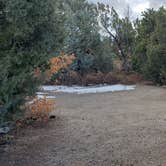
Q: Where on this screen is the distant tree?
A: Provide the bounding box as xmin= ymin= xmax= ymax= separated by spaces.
xmin=63 ymin=0 xmax=98 ymax=75
xmin=93 ymin=37 xmax=115 ymax=73
xmin=63 ymin=0 xmax=114 ymax=75
xmin=133 ymin=8 xmax=166 ymax=85
xmin=97 ymin=3 xmax=136 ymax=72
xmin=132 ymin=9 xmax=156 ymax=72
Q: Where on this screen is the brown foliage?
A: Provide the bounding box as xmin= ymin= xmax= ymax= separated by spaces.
xmin=83 ymin=72 xmax=105 ymax=85
xmin=26 ymin=96 xmax=56 ymax=122
xmin=33 ymin=53 xmax=75 ymax=82
xmin=55 ymin=71 xmax=144 ymax=85
xmin=63 ymin=71 xmax=82 ymax=85
xmin=104 ymin=72 xmax=121 ymax=84
xmin=47 ymin=53 xmax=75 ymax=80
xmin=104 ymin=72 xmax=143 ymax=85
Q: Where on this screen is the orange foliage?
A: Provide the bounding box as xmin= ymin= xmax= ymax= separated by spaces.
xmin=28 ymin=54 xmax=75 ymax=123
xmin=33 ymin=53 xmax=75 ymax=81
xmin=28 ymin=53 xmax=75 ymax=121
xmin=47 ymin=53 xmax=76 ymax=79
xmin=27 ymin=96 xmax=56 ymax=121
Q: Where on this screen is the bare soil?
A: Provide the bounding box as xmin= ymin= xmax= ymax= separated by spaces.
xmin=0 ymin=86 xmax=166 ymax=166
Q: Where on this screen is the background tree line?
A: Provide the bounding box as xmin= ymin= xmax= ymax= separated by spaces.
xmin=0 ymin=0 xmax=166 ymax=124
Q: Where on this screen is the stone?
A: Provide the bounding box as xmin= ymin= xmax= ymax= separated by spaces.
xmin=0 ymin=127 xmax=10 ymax=135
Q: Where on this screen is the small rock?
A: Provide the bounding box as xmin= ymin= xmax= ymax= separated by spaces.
xmin=49 ymin=115 xmax=56 ymax=119
xmin=0 ymin=127 xmax=10 ymax=135
xmin=0 ymin=135 xmax=14 ymax=145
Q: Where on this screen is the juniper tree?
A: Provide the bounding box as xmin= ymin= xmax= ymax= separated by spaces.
xmin=0 ymin=0 xmax=65 ymax=121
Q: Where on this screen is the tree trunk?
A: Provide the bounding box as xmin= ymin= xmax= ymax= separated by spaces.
xmin=121 ymin=57 xmax=130 ymax=72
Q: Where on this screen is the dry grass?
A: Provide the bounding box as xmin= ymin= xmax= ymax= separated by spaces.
xmin=26 ymin=96 xmax=56 ymax=122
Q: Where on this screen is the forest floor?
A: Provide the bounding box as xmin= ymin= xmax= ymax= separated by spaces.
xmin=0 ymin=85 xmax=166 ymax=166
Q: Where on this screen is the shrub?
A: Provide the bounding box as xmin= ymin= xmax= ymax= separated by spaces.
xmin=133 ymin=8 xmax=166 ymax=85
xmin=46 ymin=53 xmax=76 ymax=83
xmin=55 ymin=70 xmax=82 ymax=85
xmin=83 ymin=72 xmax=105 ymax=85
xmin=104 ymin=72 xmax=121 ymax=84
xmin=26 ymin=96 xmax=56 ymax=122
xmin=104 ymin=72 xmax=143 ymax=85
xmin=0 ymin=0 xmax=65 ymax=125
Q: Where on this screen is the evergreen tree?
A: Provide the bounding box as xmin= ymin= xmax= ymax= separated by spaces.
xmin=64 ymin=0 xmax=113 ymax=75
xmin=0 ymin=0 xmax=65 ymax=122
xmin=97 ymin=3 xmax=136 ymax=72
xmin=133 ymin=8 xmax=166 ymax=85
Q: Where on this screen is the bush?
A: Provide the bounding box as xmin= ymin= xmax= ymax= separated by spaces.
xmin=26 ymin=97 xmax=56 ymax=122
xmin=133 ymin=7 xmax=166 ymax=85
xmin=53 ymin=71 xmax=143 ymax=86
xmin=144 ymin=45 xmax=166 ymax=85
xmin=0 ymin=0 xmax=64 ymax=124
xmin=104 ymin=72 xmax=143 ymax=85
xmin=83 ymin=72 xmax=105 ymax=85
xmin=104 ymin=72 xmax=121 ymax=84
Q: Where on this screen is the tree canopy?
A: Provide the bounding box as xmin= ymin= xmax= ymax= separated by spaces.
xmin=133 ymin=7 xmax=166 ymax=84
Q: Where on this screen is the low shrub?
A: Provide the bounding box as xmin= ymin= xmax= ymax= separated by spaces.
xmin=65 ymin=71 xmax=82 ymax=85
xmin=26 ymin=96 xmax=56 ymax=122
xmin=47 ymin=54 xmax=76 ymax=81
xmin=83 ymin=72 xmax=105 ymax=85
xmin=104 ymin=72 xmax=143 ymax=85
xmin=54 ymin=71 xmax=144 ymax=85
xmin=104 ymin=72 xmax=121 ymax=84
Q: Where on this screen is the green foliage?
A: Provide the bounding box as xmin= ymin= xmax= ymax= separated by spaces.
xmin=97 ymin=4 xmax=136 ymax=71
xmin=64 ymin=0 xmax=113 ymax=74
xmin=133 ymin=8 xmax=166 ymax=85
xmin=0 ymin=0 xmax=65 ymax=122
xmin=93 ymin=37 xmax=114 ymax=73
xmin=0 ymin=0 xmax=166 ymax=125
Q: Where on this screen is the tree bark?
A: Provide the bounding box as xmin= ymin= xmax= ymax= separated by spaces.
xmin=103 ymin=24 xmax=130 ymax=72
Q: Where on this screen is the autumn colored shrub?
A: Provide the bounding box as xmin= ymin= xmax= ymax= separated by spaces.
xmin=26 ymin=96 xmax=56 ymax=122
xmin=47 ymin=53 xmax=76 ymax=80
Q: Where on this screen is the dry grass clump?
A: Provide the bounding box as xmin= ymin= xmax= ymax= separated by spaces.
xmin=14 ymin=97 xmax=56 ymax=129
xmin=26 ymin=96 xmax=56 ymax=122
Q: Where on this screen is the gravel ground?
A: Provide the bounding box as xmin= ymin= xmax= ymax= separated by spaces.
xmin=0 ymin=85 xmax=166 ymax=166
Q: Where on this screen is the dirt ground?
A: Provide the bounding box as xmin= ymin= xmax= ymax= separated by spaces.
xmin=0 ymin=85 xmax=166 ymax=166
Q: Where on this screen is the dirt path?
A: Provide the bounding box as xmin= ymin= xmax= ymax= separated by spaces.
xmin=0 ymin=86 xmax=166 ymax=166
